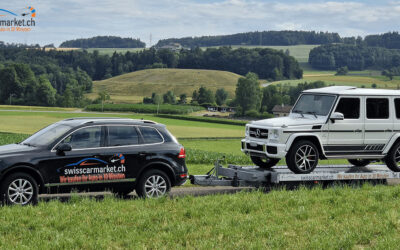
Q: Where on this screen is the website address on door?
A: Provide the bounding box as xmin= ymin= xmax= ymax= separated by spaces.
xmin=64 ymin=165 xmax=126 ymax=175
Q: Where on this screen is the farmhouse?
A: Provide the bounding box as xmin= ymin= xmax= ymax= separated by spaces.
xmin=272 ymin=104 xmax=292 ymax=117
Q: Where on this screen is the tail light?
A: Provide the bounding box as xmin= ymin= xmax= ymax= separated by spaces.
xmin=178 ymin=147 xmax=186 ymax=158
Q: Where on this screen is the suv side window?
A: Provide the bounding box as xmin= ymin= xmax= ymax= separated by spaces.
xmin=108 ymin=126 xmax=139 ymax=146
xmin=139 ymin=127 xmax=163 ymax=144
xmin=367 ymin=98 xmax=389 ymax=119
xmin=335 ymin=98 xmax=360 ymax=119
xmin=62 ymin=126 xmax=102 ymax=149
xmin=394 ymin=99 xmax=400 ymax=118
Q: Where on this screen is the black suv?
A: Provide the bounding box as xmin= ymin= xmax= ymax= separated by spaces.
xmin=0 ymin=118 xmax=188 ymax=205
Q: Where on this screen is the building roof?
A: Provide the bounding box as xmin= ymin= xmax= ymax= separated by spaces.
xmin=272 ymin=104 xmax=292 ymax=113
xmin=303 ymin=86 xmax=400 ymax=96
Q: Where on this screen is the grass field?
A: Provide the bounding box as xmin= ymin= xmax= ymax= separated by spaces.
xmin=0 ymin=105 xmax=78 ymax=112
xmin=0 ymin=111 xmax=244 ymax=138
xmin=1 ymin=185 xmax=400 ymax=248
xmin=88 ymin=68 xmax=241 ymax=104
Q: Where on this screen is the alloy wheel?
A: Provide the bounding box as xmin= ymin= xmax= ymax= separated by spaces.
xmin=7 ymin=178 xmax=34 ymax=205
xmin=295 ymin=145 xmax=317 ymax=171
xmin=144 ymin=175 xmax=167 ymax=198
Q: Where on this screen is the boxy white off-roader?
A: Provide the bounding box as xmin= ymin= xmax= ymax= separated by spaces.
xmin=242 ymin=86 xmax=400 ymax=174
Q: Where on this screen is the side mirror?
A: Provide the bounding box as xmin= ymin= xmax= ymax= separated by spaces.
xmin=57 ymin=143 xmax=72 ymax=154
xmin=330 ymin=112 xmax=344 ymax=122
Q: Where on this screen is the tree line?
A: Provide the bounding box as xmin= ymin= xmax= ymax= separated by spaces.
xmin=308 ymin=44 xmax=400 ymax=70
xmin=156 ymin=31 xmax=342 ymax=47
xmin=59 ymin=36 xmax=146 ymax=48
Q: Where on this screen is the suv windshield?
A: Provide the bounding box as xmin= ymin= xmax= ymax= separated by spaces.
xmin=21 ymin=123 xmax=73 ymax=147
xmin=292 ymin=94 xmax=336 ymax=116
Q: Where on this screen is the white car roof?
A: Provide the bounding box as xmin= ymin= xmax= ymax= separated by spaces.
xmin=303 ymin=86 xmax=400 ymax=96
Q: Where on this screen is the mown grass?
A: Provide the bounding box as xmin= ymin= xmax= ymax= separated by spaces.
xmin=0 ymin=185 xmax=400 ymax=248
xmin=88 ymin=68 xmax=241 ymax=104
xmin=0 ymin=111 xmax=243 ymax=138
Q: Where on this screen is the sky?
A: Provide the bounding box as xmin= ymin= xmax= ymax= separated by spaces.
xmin=1 ymin=0 xmax=400 ymax=47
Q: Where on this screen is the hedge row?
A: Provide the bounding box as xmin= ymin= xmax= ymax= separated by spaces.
xmin=156 ymin=114 xmax=247 ymax=126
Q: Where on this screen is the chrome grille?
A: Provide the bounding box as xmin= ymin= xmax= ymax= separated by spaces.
xmin=249 ymin=127 xmax=268 ymax=139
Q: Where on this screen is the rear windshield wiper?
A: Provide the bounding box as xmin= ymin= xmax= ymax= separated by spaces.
xmin=306 ymin=111 xmax=318 ymax=118
xmin=292 ymin=109 xmax=304 ymax=117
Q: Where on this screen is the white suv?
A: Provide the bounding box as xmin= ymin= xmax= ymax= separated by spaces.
xmin=242 ymin=86 xmax=400 ymax=174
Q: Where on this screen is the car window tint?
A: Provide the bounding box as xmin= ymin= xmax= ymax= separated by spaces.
xmin=367 ymin=98 xmax=389 ymax=119
xmin=335 ymin=98 xmax=360 ymax=119
xmin=139 ymin=127 xmax=163 ymax=143
xmin=395 ymin=99 xmax=400 ymax=119
xmin=108 ymin=126 xmax=139 ymax=146
xmin=63 ymin=126 xmax=101 ymax=149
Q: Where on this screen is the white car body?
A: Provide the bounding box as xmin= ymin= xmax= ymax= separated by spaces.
xmin=242 ymin=86 xmax=400 ymax=161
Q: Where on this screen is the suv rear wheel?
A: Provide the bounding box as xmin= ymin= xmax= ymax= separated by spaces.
xmin=385 ymin=141 xmax=400 ymax=172
xmin=136 ymin=169 xmax=171 ymax=198
xmin=0 ymin=172 xmax=38 ymax=205
xmin=348 ymin=159 xmax=371 ymax=167
xmin=286 ymin=140 xmax=319 ymax=174
xmin=250 ymin=156 xmax=280 ymax=169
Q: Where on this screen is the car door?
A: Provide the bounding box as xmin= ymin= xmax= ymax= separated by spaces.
xmin=364 ymin=97 xmax=393 ymax=153
xmin=101 ymin=125 xmax=142 ymax=184
xmin=38 ymin=125 xmax=107 ymax=188
xmin=325 ymin=96 xmax=364 ymax=155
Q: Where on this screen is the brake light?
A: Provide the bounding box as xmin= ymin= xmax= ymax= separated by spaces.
xmin=178 ymin=147 xmax=186 ymax=158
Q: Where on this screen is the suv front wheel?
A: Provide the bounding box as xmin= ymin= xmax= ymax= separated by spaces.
xmin=286 ymin=140 xmax=319 ymax=174
xmin=250 ymin=156 xmax=280 ymax=169
xmin=385 ymin=141 xmax=400 ymax=172
xmin=0 ymin=172 xmax=38 ymax=205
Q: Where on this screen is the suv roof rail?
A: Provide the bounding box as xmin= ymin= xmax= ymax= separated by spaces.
xmin=62 ymin=117 xmax=158 ymax=124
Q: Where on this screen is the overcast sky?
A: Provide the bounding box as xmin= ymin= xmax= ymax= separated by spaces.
xmin=2 ymin=0 xmax=400 ymax=46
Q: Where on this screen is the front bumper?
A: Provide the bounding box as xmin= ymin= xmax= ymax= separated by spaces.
xmin=241 ymin=139 xmax=287 ymax=158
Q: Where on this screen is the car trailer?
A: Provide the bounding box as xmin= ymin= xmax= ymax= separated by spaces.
xmin=190 ymin=160 xmax=400 ymax=188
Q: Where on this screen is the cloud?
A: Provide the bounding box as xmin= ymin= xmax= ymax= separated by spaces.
xmin=0 ymin=0 xmax=399 ymax=46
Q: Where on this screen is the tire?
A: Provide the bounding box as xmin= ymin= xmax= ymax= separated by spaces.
xmin=136 ymin=169 xmax=171 ymax=198
xmin=250 ymin=156 xmax=280 ymax=169
xmin=385 ymin=141 xmax=400 ymax=172
xmin=0 ymin=172 xmax=38 ymax=205
xmin=348 ymin=159 xmax=371 ymax=167
xmin=286 ymin=140 xmax=319 ymax=174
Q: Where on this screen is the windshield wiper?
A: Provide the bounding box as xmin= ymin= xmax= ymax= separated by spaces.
xmin=292 ymin=109 xmax=304 ymax=118
xmin=306 ymin=111 xmax=318 ymax=118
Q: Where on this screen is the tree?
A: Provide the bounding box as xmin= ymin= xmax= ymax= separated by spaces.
xmin=179 ymin=94 xmax=187 ymax=104
xmin=335 ymin=66 xmax=349 ymax=76
xmin=151 ymin=93 xmax=163 ymax=105
xmin=215 ymin=88 xmax=228 ymax=106
xmin=382 ymin=70 xmax=394 ymax=80
xmin=36 ymin=76 xmax=56 ymax=106
xmin=235 ymin=72 xmax=261 ymax=115
xmin=163 ymin=91 xmax=176 ymax=104
xmin=98 ymin=90 xmax=110 ymax=111
xmin=197 ymin=86 xmax=215 ymax=104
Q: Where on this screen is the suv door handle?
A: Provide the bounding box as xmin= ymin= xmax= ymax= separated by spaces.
xmin=93 ymin=155 xmax=101 ymax=158
xmin=139 ymin=152 xmax=147 ymax=156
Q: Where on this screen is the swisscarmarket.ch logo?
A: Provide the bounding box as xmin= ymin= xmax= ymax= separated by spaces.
xmin=0 ymin=6 xmax=36 ymax=32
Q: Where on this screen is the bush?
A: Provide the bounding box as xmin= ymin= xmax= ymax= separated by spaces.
xmin=155 ymin=114 xmax=247 ymax=126
xmin=85 ymin=103 xmax=204 ymax=114
xmin=244 ymin=109 xmax=259 ymax=118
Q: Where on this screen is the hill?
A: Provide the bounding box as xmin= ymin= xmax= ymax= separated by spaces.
xmin=87 ymin=68 xmax=242 ymax=103
xmin=59 ymin=36 xmax=146 ymax=48
xmin=155 ymin=30 xmax=341 ymax=48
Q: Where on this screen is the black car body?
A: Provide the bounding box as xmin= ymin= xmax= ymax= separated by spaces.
xmin=0 ymin=118 xmax=188 ymax=205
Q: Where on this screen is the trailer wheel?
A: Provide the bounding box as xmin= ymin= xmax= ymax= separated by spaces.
xmin=286 ymin=140 xmax=319 ymax=174
xmin=348 ymin=159 xmax=371 ymax=167
xmin=385 ymin=141 xmax=400 ymax=172
xmin=250 ymin=156 xmax=280 ymax=169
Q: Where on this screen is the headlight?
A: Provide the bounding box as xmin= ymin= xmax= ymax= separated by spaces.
xmin=245 ymin=126 xmax=249 ymax=136
xmin=271 ymin=129 xmax=279 ymax=139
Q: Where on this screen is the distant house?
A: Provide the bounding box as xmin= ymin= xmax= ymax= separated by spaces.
xmin=159 ymin=43 xmax=182 ymax=52
xmin=272 ymin=104 xmax=292 ymax=117
xmin=207 ymin=106 xmax=236 ymax=113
